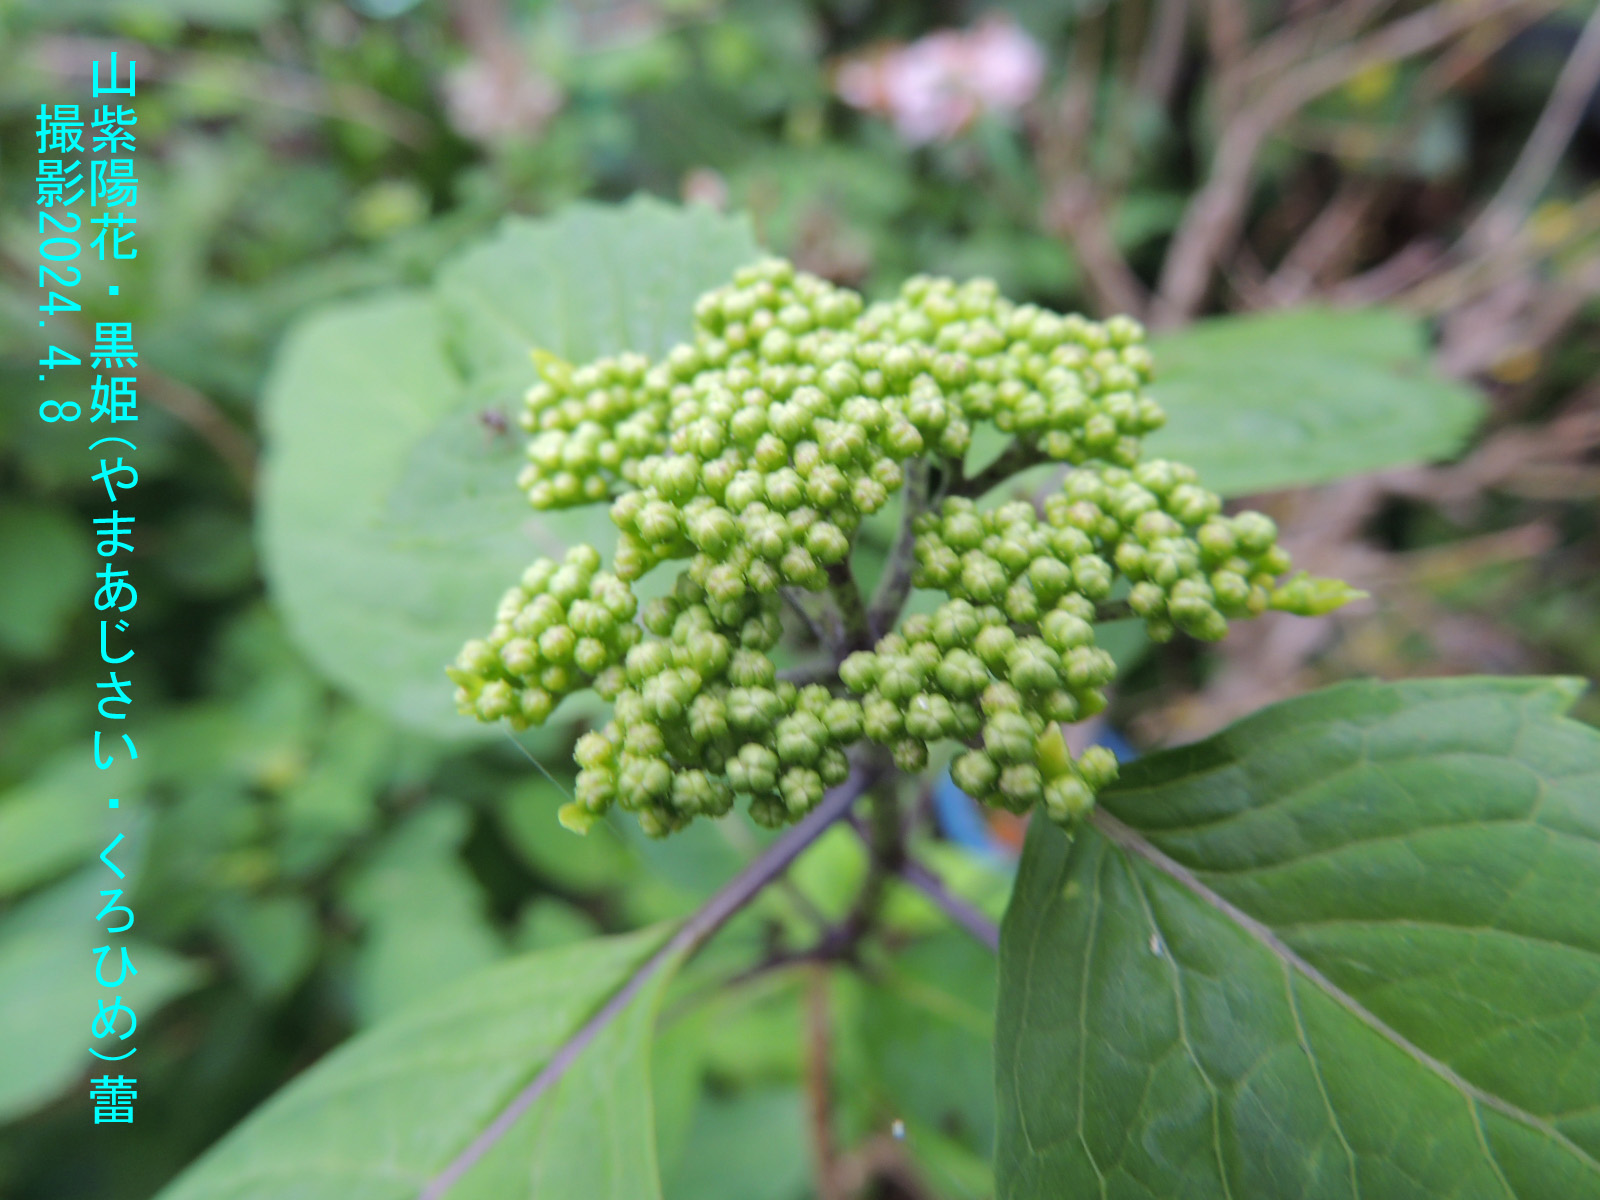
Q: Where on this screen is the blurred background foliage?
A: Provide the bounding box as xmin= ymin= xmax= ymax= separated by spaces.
xmin=0 ymin=0 xmax=1596 ymax=1196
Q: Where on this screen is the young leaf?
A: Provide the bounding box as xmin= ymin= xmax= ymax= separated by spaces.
xmin=996 ymin=677 xmax=1600 ymax=1198
xmin=155 ymin=929 xmax=673 ymax=1200
xmin=1146 ymin=308 xmax=1482 ymax=497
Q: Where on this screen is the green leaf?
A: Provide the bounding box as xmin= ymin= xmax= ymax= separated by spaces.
xmin=435 ymin=197 xmax=762 ymax=406
xmin=663 ymin=1087 xmax=811 ymax=1200
xmin=343 ymin=804 xmax=503 ymax=1025
xmin=447 ymin=961 xmax=677 ymax=1200
xmin=512 ymin=897 xmax=602 ymax=952
xmin=860 ymin=931 xmax=997 ymax=1158
xmin=156 ymin=928 xmax=674 ymax=1200
xmin=1147 ymin=308 xmax=1483 ymax=496
xmin=259 ymin=291 xmax=511 ymax=737
xmin=261 ymin=201 xmax=762 ymax=737
xmin=0 ymin=872 xmax=204 ymax=1122
xmin=996 ymin=676 xmax=1600 ymax=1198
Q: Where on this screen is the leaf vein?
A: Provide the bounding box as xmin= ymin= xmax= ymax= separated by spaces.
xmin=1091 ymin=809 xmax=1600 ymax=1181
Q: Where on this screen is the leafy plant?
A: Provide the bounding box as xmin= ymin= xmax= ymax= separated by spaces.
xmin=152 ymin=202 xmax=1600 ymax=1200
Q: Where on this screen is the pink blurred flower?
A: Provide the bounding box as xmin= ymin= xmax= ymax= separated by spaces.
xmin=834 ymin=15 xmax=1047 ymax=146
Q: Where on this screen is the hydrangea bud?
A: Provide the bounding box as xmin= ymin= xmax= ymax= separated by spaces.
xmin=456 ymin=257 xmax=1355 ymax=836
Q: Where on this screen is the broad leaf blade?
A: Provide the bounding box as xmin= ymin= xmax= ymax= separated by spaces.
xmin=436 ymin=197 xmax=762 ymax=405
xmin=258 ymin=292 xmax=525 ymax=736
xmin=260 ymin=201 xmax=761 ymax=736
xmin=1147 ymin=308 xmax=1482 ymax=496
xmin=996 ymin=676 xmax=1600 ymax=1198
xmin=450 ymin=963 xmax=675 ymax=1200
xmin=157 ymin=928 xmax=672 ymax=1200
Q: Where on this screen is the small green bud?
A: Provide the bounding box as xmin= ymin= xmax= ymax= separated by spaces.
xmin=1269 ymin=572 xmax=1367 ymax=616
xmin=780 ymin=766 xmax=825 ymax=814
xmin=891 ymin=738 xmax=929 ymax=772
xmin=1078 ymin=745 xmax=1119 ymax=790
xmin=840 ymin=651 xmax=880 ymax=693
xmin=984 ymin=711 xmax=1036 ymax=764
xmin=952 ymin=750 xmax=999 ymax=796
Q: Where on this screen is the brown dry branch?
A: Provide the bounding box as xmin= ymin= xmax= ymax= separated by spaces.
xmin=1466 ymin=2 xmax=1600 ymax=252
xmin=1152 ymin=0 xmax=1548 ymax=327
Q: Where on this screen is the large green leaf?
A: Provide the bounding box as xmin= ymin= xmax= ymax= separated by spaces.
xmin=996 ymin=676 xmax=1600 ymax=1198
xmin=260 ymin=200 xmax=761 ymax=737
xmin=259 ymin=291 xmax=517 ymax=737
xmin=157 ymin=928 xmax=674 ymax=1200
xmin=1147 ymin=308 xmax=1482 ymax=497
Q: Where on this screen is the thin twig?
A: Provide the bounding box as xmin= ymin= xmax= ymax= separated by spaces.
xmin=868 ymin=457 xmax=930 ymax=638
xmin=1467 ymin=1 xmax=1600 ymax=252
xmin=804 ymin=965 xmax=844 ymax=1200
xmin=142 ymin=370 xmax=258 ymax=490
xmin=1153 ymin=0 xmax=1542 ymax=326
xmin=1138 ymin=0 xmax=1194 ymax=109
xmin=897 ymin=857 xmax=1001 ymax=952
xmin=1047 ymin=180 xmax=1151 ymax=318
xmin=418 ymin=766 xmax=878 ymax=1200
xmin=1331 ymin=238 xmax=1448 ymax=306
xmin=956 ymin=439 xmax=1050 ymax=498
xmin=826 ymin=561 xmax=871 ymax=655
xmin=1268 ymin=179 xmax=1383 ymax=303
xmin=1204 ymin=0 xmax=1252 ymax=113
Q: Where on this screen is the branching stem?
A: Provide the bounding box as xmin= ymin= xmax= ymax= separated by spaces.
xmin=826 ymin=561 xmax=871 ymax=656
xmin=1094 ymin=599 xmax=1136 ymax=623
xmin=956 ymin=439 xmax=1050 ymax=499
xmin=897 ymin=856 xmax=1002 ymax=952
xmin=418 ymin=764 xmax=879 ymax=1200
xmin=868 ymin=457 xmax=932 ymax=638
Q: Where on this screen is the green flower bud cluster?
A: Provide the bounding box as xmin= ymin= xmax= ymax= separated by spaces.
xmin=515 ymin=260 xmax=1170 ymax=597
xmin=839 ymin=597 xmax=1119 ymax=820
xmin=455 ymin=255 xmax=1359 ymax=838
xmin=447 ymin=545 xmax=640 ymax=727
xmin=595 ymin=257 xmax=980 ymax=592
xmin=911 ymin=495 xmax=1115 ymax=625
xmin=856 ymin=276 xmax=1165 ymax=467
xmin=558 ymin=574 xmax=861 ymax=837
xmin=1039 ymin=460 xmax=1299 ymax=643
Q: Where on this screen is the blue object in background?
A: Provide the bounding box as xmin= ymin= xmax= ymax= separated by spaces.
xmin=933 ymin=724 xmax=1138 ymax=857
